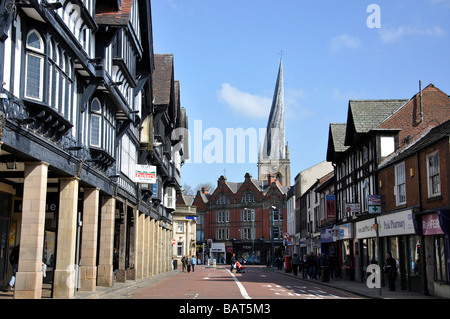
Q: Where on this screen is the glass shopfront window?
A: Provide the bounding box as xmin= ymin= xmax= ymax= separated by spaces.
xmin=435 ymin=235 xmax=448 ymax=282
xmin=408 ymin=235 xmax=422 ymax=276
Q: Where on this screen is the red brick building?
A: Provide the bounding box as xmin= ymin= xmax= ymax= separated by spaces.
xmin=377 ymin=120 xmax=450 ymax=297
xmin=195 ymin=173 xmax=289 ymax=265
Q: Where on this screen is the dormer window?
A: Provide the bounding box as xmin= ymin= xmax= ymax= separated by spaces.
xmin=241 ymin=192 xmax=255 ymax=203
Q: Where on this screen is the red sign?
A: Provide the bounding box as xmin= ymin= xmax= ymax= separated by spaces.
xmin=172 ymin=239 xmax=177 ymax=245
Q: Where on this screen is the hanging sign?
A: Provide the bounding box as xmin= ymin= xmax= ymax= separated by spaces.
xmin=135 ymin=165 xmax=157 ymax=184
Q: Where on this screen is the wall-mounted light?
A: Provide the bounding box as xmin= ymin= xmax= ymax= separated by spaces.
xmin=410 ymin=168 xmax=414 ymax=177
xmin=6 ymin=156 xmax=16 ymax=169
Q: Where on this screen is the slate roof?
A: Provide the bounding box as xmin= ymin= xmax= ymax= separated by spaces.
xmin=152 ymin=54 xmax=174 ymax=106
xmin=345 ymin=99 xmax=408 ymax=145
xmin=95 ymin=0 xmax=133 ymax=26
xmin=326 ymin=123 xmax=348 ymax=161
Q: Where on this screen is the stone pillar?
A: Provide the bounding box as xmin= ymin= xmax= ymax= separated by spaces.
xmin=79 ymin=188 xmax=100 ymax=292
xmin=116 ymin=202 xmax=126 ymax=282
xmin=150 ymin=218 xmax=156 ymax=276
xmin=14 ymin=162 xmax=48 ymax=299
xmin=126 ymin=206 xmax=136 ymax=280
xmin=136 ymin=212 xmax=144 ymax=279
xmin=53 ymin=177 xmax=80 ymax=298
xmin=97 ymin=196 xmax=115 ymax=287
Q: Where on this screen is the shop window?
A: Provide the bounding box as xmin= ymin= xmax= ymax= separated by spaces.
xmin=435 ymin=236 xmax=448 ymax=282
xmin=177 ymin=242 xmax=183 ymax=257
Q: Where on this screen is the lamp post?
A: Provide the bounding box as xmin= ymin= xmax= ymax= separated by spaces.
xmin=271 ymin=206 xmax=276 ymax=267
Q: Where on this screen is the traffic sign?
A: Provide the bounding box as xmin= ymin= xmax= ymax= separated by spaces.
xmin=172 ymin=239 xmax=176 ymax=245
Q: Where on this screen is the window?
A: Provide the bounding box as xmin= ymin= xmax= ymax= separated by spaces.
xmin=427 ymin=151 xmax=440 ymax=197
xmin=216 ymin=194 xmax=230 ymax=205
xmin=120 ymin=134 xmax=136 ymax=179
xmin=241 ymin=192 xmax=255 ymax=203
xmin=241 ymin=228 xmax=253 ymax=240
xmin=25 ymin=30 xmax=44 ymax=100
xmin=435 ymin=236 xmax=448 ymax=283
xmin=90 ymin=98 xmax=102 ymax=147
xmin=177 ymin=222 xmax=184 ymax=233
xmin=380 ymin=136 xmax=395 ymax=157
xmin=242 ymin=209 xmax=254 ymax=222
xmin=395 ymin=163 xmax=406 ymax=205
xmin=177 ymin=242 xmax=183 ymax=257
xmin=272 ymin=208 xmax=283 ymax=221
xmin=216 ymin=211 xmax=229 ymax=223
xmin=217 ymin=228 xmax=229 ymax=240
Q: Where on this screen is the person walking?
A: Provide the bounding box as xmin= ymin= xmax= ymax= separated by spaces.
xmin=300 ymin=254 xmax=308 ymax=279
xmin=181 ymin=255 xmax=187 ymax=273
xmin=291 ymin=253 xmax=300 ymax=276
xmin=384 ymin=252 xmax=397 ymax=291
xmin=113 ymin=248 xmax=119 ymax=279
xmin=191 ymin=255 xmax=196 ymax=272
xmin=231 ymin=253 xmax=236 ymax=273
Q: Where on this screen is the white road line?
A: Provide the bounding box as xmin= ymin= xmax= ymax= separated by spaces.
xmin=227 ymin=270 xmax=251 ymax=299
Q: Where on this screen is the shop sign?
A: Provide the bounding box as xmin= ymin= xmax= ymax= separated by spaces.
xmin=345 ymin=203 xmax=360 ymax=215
xmin=299 ymin=238 xmax=307 ymax=247
xmin=422 ymin=214 xmax=444 ymax=235
xmin=356 ymin=218 xmax=377 ymax=239
xmin=320 ymin=227 xmax=334 ymax=243
xmin=333 ymin=223 xmax=353 ymax=240
xmin=378 ymin=209 xmax=415 ymax=237
xmin=326 ymin=195 xmax=336 ymax=218
xmin=135 ymin=165 xmax=157 ymax=183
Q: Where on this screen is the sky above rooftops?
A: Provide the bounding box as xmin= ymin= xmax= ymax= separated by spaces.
xmin=151 ymin=0 xmax=450 ymax=190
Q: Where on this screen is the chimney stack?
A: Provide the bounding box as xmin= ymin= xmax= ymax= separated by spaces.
xmin=201 ymin=187 xmax=208 ymax=194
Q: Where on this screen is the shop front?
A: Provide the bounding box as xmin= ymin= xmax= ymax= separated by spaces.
xmin=414 ymin=210 xmax=450 ymax=298
xmin=334 ymin=223 xmax=354 ymax=280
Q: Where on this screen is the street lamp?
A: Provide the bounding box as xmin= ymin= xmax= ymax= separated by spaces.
xmin=271 ymin=205 xmax=276 ymax=267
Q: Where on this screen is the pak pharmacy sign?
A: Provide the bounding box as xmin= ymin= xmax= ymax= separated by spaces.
xmin=135 ymin=165 xmax=157 ymax=184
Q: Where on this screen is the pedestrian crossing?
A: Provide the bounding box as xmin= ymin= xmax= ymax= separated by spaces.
xmin=261 ymin=283 xmax=342 ymax=299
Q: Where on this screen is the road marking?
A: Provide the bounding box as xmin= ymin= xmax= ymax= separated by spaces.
xmin=227 ymin=270 xmax=251 ymax=299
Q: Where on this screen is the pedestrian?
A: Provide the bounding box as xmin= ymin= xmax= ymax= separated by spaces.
xmin=231 ymin=253 xmax=236 ymax=273
xmin=300 ymin=254 xmax=308 ymax=279
xmin=181 ymin=255 xmax=187 ymax=273
xmin=113 ymin=248 xmax=119 ymax=279
xmin=384 ymin=252 xmax=397 ymax=291
xmin=329 ymin=253 xmax=337 ymax=279
xmin=307 ymin=252 xmax=317 ymax=280
xmin=291 ymin=253 xmax=300 ymax=276
xmin=276 ymin=256 xmax=283 ymax=270
xmin=191 ymin=255 xmax=196 ymax=272
xmin=186 ymin=256 xmax=192 ymax=273
xmin=8 ymin=245 xmax=19 ymax=291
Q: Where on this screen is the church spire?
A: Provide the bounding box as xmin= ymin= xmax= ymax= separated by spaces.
xmin=263 ymin=57 xmax=285 ymax=160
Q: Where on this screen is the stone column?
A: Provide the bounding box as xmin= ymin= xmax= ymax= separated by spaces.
xmin=53 ymin=177 xmax=80 ymax=298
xmin=97 ymin=196 xmax=115 ymax=287
xmin=79 ymin=188 xmax=100 ymax=292
xmin=135 ymin=212 xmax=144 ymax=279
xmin=14 ymin=162 xmax=48 ymax=299
xmin=150 ymin=218 xmax=156 ymax=276
xmin=116 ymin=202 xmax=126 ymax=282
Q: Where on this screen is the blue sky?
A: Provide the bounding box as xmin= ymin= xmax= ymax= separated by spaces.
xmin=150 ymin=0 xmax=450 ymax=192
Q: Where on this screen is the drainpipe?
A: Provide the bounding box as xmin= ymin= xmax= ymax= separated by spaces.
xmin=416 ymin=151 xmax=430 ymax=295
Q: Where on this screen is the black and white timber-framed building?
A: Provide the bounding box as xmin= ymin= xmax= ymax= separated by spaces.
xmin=0 ymin=0 xmax=187 ymax=298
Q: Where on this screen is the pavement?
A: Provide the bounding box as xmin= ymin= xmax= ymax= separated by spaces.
xmin=0 ymin=265 xmax=445 ymax=299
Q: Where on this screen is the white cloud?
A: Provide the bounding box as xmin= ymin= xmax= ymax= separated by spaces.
xmin=380 ymin=25 xmax=446 ymax=43
xmin=330 ymin=34 xmax=362 ymax=53
xmin=217 ymin=83 xmax=271 ymax=119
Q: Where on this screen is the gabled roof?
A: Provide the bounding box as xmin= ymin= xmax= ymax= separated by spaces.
xmin=326 ymin=123 xmax=348 ymax=162
xmin=345 ymin=99 xmax=408 ymax=145
xmin=153 ymin=54 xmax=174 ymax=106
xmin=95 ymin=0 xmax=134 ymax=26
